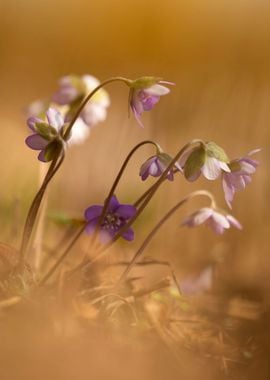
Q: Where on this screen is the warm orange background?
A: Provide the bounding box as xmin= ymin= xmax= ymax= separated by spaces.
xmin=0 ymin=0 xmax=269 ymax=285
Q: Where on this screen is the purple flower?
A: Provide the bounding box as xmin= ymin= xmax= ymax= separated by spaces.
xmin=140 ymin=153 xmax=181 ymax=181
xmin=180 ymin=142 xmax=230 ymax=181
xmin=26 ymin=108 xmax=65 ymax=162
xmin=222 ymin=149 xmax=260 ymax=208
xmin=129 ymin=77 xmax=174 ymax=127
xmin=182 ymin=207 xmax=242 ymax=235
xmin=52 ymin=74 xmax=110 ymax=129
xmin=84 ymin=195 xmax=137 ymax=244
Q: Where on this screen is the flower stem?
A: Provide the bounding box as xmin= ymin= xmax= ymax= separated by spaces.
xmin=63 ymin=77 xmax=131 ymax=140
xmin=92 ymin=140 xmax=159 ymax=244
xmin=117 ymin=190 xmax=215 ymax=284
xmin=102 ymin=140 xmax=203 ymax=249
xmin=19 ymin=152 xmax=65 ymax=268
xmin=71 ymin=140 xmax=203 ymax=274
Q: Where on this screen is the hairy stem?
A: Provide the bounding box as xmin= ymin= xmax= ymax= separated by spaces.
xmin=71 ymin=140 xmax=203 ymax=274
xmin=19 ymin=152 xmax=65 ymax=267
xmin=63 ymin=77 xmax=131 ymax=140
xmin=92 ymin=140 xmax=159 ymax=243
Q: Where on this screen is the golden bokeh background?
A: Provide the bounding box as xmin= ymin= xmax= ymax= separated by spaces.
xmin=0 ymin=1 xmax=270 ymax=378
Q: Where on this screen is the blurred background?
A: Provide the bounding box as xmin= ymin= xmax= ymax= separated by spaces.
xmin=0 ymin=0 xmax=270 ymax=378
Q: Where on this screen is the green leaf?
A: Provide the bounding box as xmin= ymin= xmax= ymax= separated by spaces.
xmin=35 ymin=122 xmax=57 ymax=140
xmin=44 ymin=141 xmax=60 ymax=162
xmin=184 ymin=147 xmax=206 ymax=180
xmin=157 ymin=152 xmax=173 ymax=166
xmin=48 ymin=211 xmax=84 ymax=226
xmin=131 ymin=76 xmax=162 ymax=89
xmin=206 ymin=141 xmax=229 ymax=162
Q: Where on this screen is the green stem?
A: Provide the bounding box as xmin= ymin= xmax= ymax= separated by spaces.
xmin=117 ymin=190 xmax=215 ymax=284
xmin=63 ymin=77 xmax=131 ymax=140
xmin=19 ymin=152 xmax=65 ymax=267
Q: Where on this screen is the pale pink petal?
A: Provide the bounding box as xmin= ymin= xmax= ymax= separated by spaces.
xmin=144 ymin=84 xmax=170 ymax=96
xmin=201 ymin=157 xmax=222 ymax=180
xmin=226 ymin=214 xmax=242 ymax=230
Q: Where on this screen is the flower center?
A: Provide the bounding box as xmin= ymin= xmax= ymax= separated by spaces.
xmin=102 ymin=213 xmax=122 ymax=231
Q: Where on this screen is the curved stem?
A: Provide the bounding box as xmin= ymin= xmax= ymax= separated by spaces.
xmin=92 ymin=140 xmax=159 ymax=243
xmin=19 ymin=151 xmax=65 ymax=267
xmin=70 ymin=140 xmax=203 ymax=274
xmin=117 ymin=190 xmax=215 ymax=284
xmin=40 ymin=223 xmax=86 ymax=285
xmin=99 ymin=139 xmax=203 ymax=251
xmin=63 ymin=77 xmax=131 ymax=140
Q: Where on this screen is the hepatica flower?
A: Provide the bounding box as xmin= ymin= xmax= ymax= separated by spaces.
xmin=129 ymin=76 xmax=174 ymax=127
xmin=52 ymin=74 xmax=110 ymax=129
xmin=182 ymin=207 xmax=242 ymax=235
xmin=84 ymin=195 xmax=137 ymax=244
xmin=222 ymin=149 xmax=260 ymax=208
xmin=140 ymin=152 xmax=181 ymax=181
xmin=181 ymin=141 xmax=230 ymax=181
xmin=26 ymin=108 xmax=65 ymax=162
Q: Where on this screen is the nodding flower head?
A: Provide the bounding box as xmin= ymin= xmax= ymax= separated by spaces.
xmin=140 ymin=152 xmax=181 ymax=181
xmin=180 ymin=141 xmax=230 ymax=182
xmin=128 ymin=76 xmax=174 ymax=127
xmin=182 ymin=207 xmax=242 ymax=235
xmin=26 ymin=108 xmax=65 ymax=162
xmin=52 ymin=74 xmax=110 ymax=129
xmin=222 ymin=149 xmax=260 ymax=208
xmin=84 ymin=195 xmax=137 ymax=244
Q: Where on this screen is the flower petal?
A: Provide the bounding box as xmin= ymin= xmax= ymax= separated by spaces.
xmin=121 ymin=227 xmax=135 ymax=241
xmin=201 ymin=157 xmax=222 ymax=180
xmin=144 ymin=84 xmax=170 ymax=96
xmin=84 ymin=205 xmax=103 ymax=221
xmin=85 ymin=218 xmax=100 ymax=234
xmin=46 ymin=108 xmax=64 ymax=131
xmin=211 ymin=211 xmax=230 ymax=229
xmin=27 ymin=116 xmax=44 ymax=132
xmin=182 ymin=208 xmax=213 ymax=227
xmin=226 ymin=214 xmax=242 ymax=230
xmin=116 ymin=205 xmax=137 ymax=219
xmin=107 ymin=195 xmax=119 ymax=212
xmin=222 ymin=175 xmax=235 ymax=208
xmin=25 ymin=134 xmax=48 ymax=150
xmin=37 ymin=149 xmax=47 ymax=162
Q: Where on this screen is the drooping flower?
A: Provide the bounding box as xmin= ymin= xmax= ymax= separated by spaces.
xmin=84 ymin=195 xmax=137 ymax=243
xmin=182 ymin=207 xmax=242 ymax=234
xmin=180 ymin=141 xmax=230 ymax=181
xmin=26 ymin=100 xmax=91 ymax=146
xmin=128 ymin=76 xmax=174 ymax=127
xmin=26 ymin=108 xmax=65 ymax=162
xmin=140 ymin=152 xmax=181 ymax=181
xmin=52 ymin=74 xmax=110 ymax=129
xmin=222 ymin=149 xmax=260 ymax=208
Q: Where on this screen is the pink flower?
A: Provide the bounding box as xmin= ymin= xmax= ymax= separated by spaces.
xmin=182 ymin=207 xmax=242 ymax=235
xmin=52 ymin=74 xmax=110 ymax=129
xmin=140 ymin=152 xmax=181 ymax=181
xmin=180 ymin=142 xmax=230 ymax=181
xmin=129 ymin=77 xmax=174 ymax=127
xmin=26 ymin=108 xmax=65 ymax=162
xmin=222 ymin=149 xmax=260 ymax=208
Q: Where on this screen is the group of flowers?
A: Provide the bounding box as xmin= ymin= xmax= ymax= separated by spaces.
xmin=25 ymin=74 xmax=259 ymax=245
